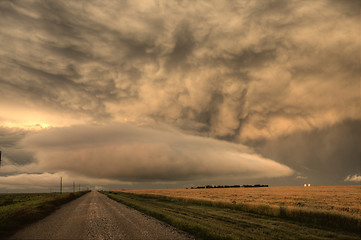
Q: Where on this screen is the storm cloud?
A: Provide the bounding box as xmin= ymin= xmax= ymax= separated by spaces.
xmin=18 ymin=124 xmax=293 ymax=181
xmin=0 ymin=0 xmax=359 ymax=190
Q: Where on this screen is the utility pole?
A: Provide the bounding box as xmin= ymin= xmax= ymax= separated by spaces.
xmin=60 ymin=177 xmax=62 ymax=194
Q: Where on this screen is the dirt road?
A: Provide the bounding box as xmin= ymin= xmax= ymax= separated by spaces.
xmin=9 ymin=191 xmax=195 ymax=240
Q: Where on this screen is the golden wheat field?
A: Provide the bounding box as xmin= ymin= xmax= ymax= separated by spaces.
xmin=124 ymin=185 xmax=361 ymax=216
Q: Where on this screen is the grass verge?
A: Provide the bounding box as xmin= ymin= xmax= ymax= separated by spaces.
xmin=0 ymin=191 xmax=90 ymax=239
xmin=103 ymin=191 xmax=361 ymax=240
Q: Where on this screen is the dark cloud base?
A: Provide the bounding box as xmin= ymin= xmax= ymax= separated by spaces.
xmin=250 ymin=119 xmax=361 ymax=186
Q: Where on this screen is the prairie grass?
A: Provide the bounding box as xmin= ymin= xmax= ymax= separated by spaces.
xmin=104 ymin=191 xmax=361 ymax=240
xmin=0 ymin=191 xmax=89 ymax=238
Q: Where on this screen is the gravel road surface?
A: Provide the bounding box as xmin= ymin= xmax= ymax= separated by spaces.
xmin=9 ymin=191 xmax=195 ymax=240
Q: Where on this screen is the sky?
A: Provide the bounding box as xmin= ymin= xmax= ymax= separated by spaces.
xmin=0 ymin=0 xmax=360 ymax=192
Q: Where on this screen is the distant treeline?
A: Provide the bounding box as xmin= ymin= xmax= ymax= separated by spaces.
xmin=189 ymin=184 xmax=268 ymax=189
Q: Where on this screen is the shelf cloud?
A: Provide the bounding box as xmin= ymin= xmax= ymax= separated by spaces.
xmin=20 ymin=124 xmax=293 ymax=182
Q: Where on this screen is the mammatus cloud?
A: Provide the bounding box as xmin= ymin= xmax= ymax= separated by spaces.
xmin=0 ymin=0 xmax=359 ymax=141
xmin=19 ymin=124 xmax=293 ymax=182
xmin=344 ymin=174 xmax=361 ymax=183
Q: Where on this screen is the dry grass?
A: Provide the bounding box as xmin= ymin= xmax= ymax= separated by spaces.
xmin=124 ymin=185 xmax=361 ymax=217
xmin=105 ymin=191 xmax=361 ymax=239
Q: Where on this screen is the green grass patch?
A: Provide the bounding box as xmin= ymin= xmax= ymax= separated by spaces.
xmin=0 ymin=191 xmax=89 ymax=238
xmin=103 ymin=191 xmax=361 ymax=240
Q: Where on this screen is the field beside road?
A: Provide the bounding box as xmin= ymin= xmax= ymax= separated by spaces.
xmin=124 ymin=186 xmax=361 ymax=217
xmin=0 ymin=191 xmax=89 ymax=238
xmin=105 ymin=186 xmax=361 ymax=239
